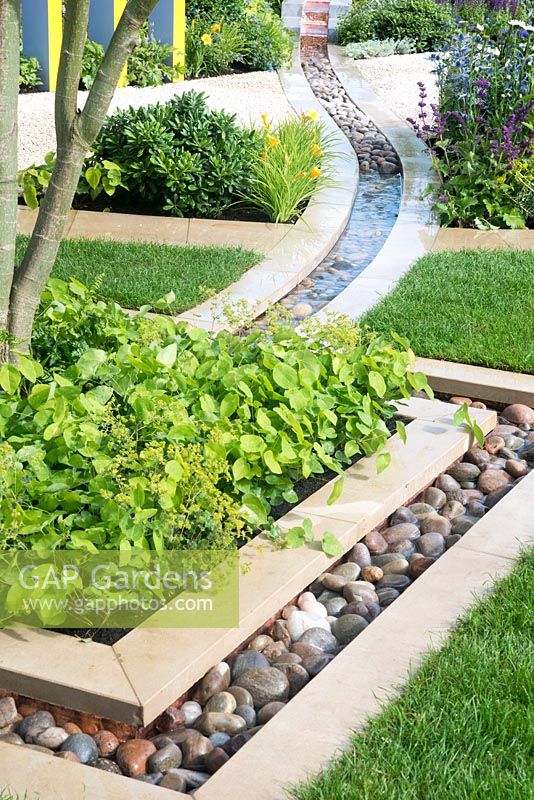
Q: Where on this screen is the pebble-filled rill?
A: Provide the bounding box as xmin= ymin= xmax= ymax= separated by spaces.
xmin=2 ymin=402 xmax=533 ymax=792
xmin=279 ymin=53 xmax=402 ymax=321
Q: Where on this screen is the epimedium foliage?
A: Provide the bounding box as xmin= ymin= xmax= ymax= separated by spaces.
xmin=409 ymin=18 xmax=534 ymax=228
xmin=0 ymin=279 xmax=432 ymax=552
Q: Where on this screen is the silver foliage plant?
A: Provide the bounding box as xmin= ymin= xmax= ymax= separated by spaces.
xmin=345 ymin=37 xmax=416 ymax=59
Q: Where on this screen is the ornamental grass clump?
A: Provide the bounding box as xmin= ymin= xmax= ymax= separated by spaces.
xmin=243 ymin=112 xmax=337 ymax=222
xmin=409 ymin=17 xmax=534 ymax=228
xmin=0 ymin=279 xmax=431 ymax=552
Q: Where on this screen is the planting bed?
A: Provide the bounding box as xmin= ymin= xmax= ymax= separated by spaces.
xmin=1 ymin=399 xmax=533 ymax=796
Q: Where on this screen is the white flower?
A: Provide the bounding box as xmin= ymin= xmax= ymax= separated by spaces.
xmin=508 ymin=19 xmax=523 ymax=26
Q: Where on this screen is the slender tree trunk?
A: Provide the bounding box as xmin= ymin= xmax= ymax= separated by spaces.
xmin=6 ymin=0 xmax=159 ymax=358
xmin=0 ymin=0 xmax=20 ymax=360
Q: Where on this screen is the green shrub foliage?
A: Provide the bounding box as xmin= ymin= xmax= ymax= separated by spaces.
xmin=337 ymin=0 xmax=453 ymax=51
xmin=0 ymin=280 xmax=431 ymax=551
xmin=91 ymin=91 xmax=262 ymax=218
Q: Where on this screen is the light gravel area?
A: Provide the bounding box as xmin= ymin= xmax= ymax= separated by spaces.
xmin=351 ymin=53 xmax=438 ymax=125
xmin=18 ymin=71 xmax=296 ymax=169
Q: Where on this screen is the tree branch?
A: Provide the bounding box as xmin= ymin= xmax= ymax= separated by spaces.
xmin=55 ymin=0 xmax=91 ymax=151
xmin=8 ymin=0 xmax=159 ymax=355
xmin=0 ymin=0 xmax=21 ymax=351
xmin=78 ymin=0 xmax=159 ymax=145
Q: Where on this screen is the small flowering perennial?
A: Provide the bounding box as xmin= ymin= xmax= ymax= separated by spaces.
xmin=241 ymin=115 xmax=337 ymax=222
xmin=409 ymin=17 xmax=534 ymax=228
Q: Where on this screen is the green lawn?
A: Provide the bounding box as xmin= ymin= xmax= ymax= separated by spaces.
xmin=293 ymin=549 xmax=534 ymax=800
xmin=361 ymin=249 xmax=534 ymax=374
xmin=16 ymin=236 xmax=260 ymax=314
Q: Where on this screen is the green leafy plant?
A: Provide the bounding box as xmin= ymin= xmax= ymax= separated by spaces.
xmin=346 ymin=36 xmax=416 ymax=58
xmin=18 ymin=153 xmax=55 ymax=209
xmin=186 ymin=0 xmax=247 ymax=23
xmin=281 ymin=517 xmax=345 ymax=556
xmin=238 ymin=0 xmax=293 ymax=71
xmin=19 ymin=53 xmax=42 ymax=91
xmin=453 ymin=403 xmax=485 ymax=448
xmin=80 ymin=38 xmax=105 ymax=90
xmin=91 ymin=90 xmax=262 ymax=218
xmin=185 ymin=0 xmax=292 ymax=77
xmin=337 ymin=0 xmax=453 ymax=51
xmin=242 ymin=112 xmax=337 ymax=222
xmin=18 ymin=153 xmax=127 ymax=207
xmin=77 ymin=159 xmax=128 ymax=201
xmin=126 ymin=27 xmax=181 ymax=86
xmin=81 ymin=29 xmax=180 ymax=91
xmin=185 ymin=19 xmax=246 ymax=79
xmin=1 ymin=280 xmax=431 ymax=551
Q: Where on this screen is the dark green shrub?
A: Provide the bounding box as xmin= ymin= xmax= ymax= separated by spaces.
xmin=91 ymin=90 xmax=262 ymax=218
xmin=338 ymin=0 xmax=453 ymax=51
xmin=80 ymin=39 xmax=104 ymax=89
xmin=238 ymin=2 xmax=293 ymax=71
xmin=337 ymin=1 xmax=377 ymax=45
xmin=185 ymin=0 xmax=292 ymax=76
xmin=186 ymin=0 xmax=247 ymax=22
xmin=19 ymin=53 xmax=42 ymax=91
xmin=81 ymin=28 xmax=180 ymax=90
xmin=126 ymin=29 xmax=180 ymax=86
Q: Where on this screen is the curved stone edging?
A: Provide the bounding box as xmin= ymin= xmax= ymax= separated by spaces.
xmin=176 ymin=43 xmax=358 ymax=331
xmin=314 ymin=44 xmax=439 ymax=320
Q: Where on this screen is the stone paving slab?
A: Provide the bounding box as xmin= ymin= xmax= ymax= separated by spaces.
xmin=415 ymin=357 xmax=534 ymax=407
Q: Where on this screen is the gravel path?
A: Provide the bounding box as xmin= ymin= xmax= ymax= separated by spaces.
xmin=18 ymin=71 xmax=296 ymax=169
xmin=351 ymin=53 xmax=438 ymax=125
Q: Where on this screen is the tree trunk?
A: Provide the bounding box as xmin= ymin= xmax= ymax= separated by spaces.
xmin=0 ymin=0 xmax=20 ymax=359
xmin=6 ymin=0 xmax=159 ymax=358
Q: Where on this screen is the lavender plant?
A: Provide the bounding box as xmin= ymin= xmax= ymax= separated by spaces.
xmin=409 ymin=18 xmax=534 ymax=228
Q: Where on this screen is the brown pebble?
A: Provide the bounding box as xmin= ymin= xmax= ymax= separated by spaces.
xmin=257 ymin=702 xmax=286 ymax=724
xmin=477 ymin=469 xmax=513 ymax=494
xmin=116 ymin=739 xmax=156 ymax=777
xmin=502 ymin=404 xmax=534 ymax=426
xmin=484 ymin=435 xmax=505 ymax=455
xmin=64 ymin=722 xmax=82 ymax=736
xmin=205 ymin=746 xmax=229 ymax=774
xmin=409 ymin=556 xmax=435 ymax=579
xmin=363 ymin=529 xmax=388 ymax=554
xmin=471 ymin=401 xmax=486 ymax=409
xmin=505 ymin=459 xmax=528 ymax=478
xmin=290 ymin=642 xmax=321 ymax=659
xmin=94 ymin=730 xmax=119 ymax=757
xmin=156 ymin=706 xmax=186 ymax=733
xmin=450 ymin=396 xmax=472 ymax=406
xmin=361 ymin=566 xmax=384 ymax=583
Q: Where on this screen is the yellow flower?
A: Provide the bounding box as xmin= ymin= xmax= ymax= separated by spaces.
xmin=312 ymin=142 xmax=324 ymax=157
xmin=211 ymin=23 xmax=221 ymax=33
xmin=261 ymin=113 xmax=271 ymax=129
xmin=260 ymin=152 xmax=268 ymax=160
xmin=201 ymin=33 xmax=213 ymax=45
xmin=267 ymin=135 xmax=280 ymax=148
xmin=295 ymin=171 xmax=307 ymax=179
xmin=309 ymin=167 xmax=321 ymax=179
xmin=301 ymin=109 xmax=319 ymax=122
